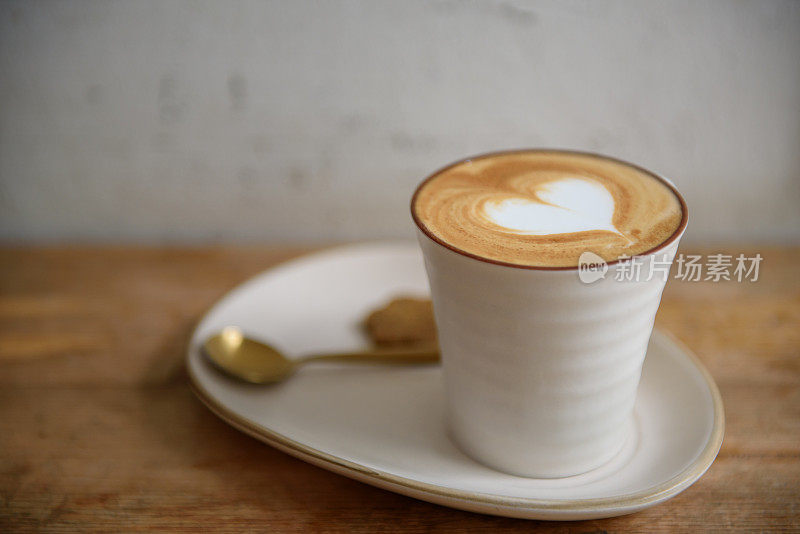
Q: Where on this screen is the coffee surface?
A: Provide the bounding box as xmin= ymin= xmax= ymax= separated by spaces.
xmin=412 ymin=151 xmax=684 ymax=268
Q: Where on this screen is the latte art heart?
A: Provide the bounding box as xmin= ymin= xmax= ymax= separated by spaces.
xmin=412 ymin=151 xmax=684 ymax=268
xmin=481 ymin=178 xmax=624 ymax=237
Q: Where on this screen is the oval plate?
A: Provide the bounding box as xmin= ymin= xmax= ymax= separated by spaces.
xmin=187 ymin=242 xmax=724 ymax=520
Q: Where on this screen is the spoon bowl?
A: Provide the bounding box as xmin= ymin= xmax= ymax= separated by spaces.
xmin=204 ymin=326 xmax=297 ymax=383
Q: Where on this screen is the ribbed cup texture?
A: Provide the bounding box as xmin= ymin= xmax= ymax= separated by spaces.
xmin=418 ymin=232 xmax=681 ymax=477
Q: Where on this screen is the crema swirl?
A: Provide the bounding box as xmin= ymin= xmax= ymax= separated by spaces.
xmin=412 ymin=150 xmax=685 ymax=268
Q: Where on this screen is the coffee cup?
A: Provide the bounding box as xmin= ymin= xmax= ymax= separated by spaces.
xmin=411 ymin=149 xmax=687 ymax=477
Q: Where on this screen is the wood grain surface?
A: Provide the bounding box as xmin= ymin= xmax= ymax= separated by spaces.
xmin=1 ymin=245 xmax=798 ymax=532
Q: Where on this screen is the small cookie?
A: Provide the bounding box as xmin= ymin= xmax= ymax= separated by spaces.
xmin=364 ymin=297 xmax=437 ymax=346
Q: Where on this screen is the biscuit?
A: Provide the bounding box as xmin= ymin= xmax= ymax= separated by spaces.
xmin=363 ymin=297 xmax=437 ymax=346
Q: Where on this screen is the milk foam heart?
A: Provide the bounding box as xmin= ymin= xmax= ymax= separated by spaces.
xmin=482 ymin=178 xmax=623 ymax=237
xmin=412 ymin=150 xmax=684 ymax=268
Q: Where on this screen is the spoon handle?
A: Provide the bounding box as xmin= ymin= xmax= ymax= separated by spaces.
xmin=301 ymin=347 xmax=439 ymax=365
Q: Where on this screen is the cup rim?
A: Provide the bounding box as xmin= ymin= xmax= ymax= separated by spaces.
xmin=410 ymin=148 xmax=689 ymax=271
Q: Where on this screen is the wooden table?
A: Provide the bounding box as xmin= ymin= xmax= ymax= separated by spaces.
xmin=1 ymin=245 xmax=798 ymax=532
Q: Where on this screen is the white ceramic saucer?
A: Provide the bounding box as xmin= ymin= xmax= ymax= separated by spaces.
xmin=187 ymin=242 xmax=724 ymax=520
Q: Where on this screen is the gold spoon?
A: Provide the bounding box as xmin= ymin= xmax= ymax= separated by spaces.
xmin=203 ymin=326 xmax=440 ymax=384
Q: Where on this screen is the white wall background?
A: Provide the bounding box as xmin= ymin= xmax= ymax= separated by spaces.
xmin=1 ymin=0 xmax=798 ymax=244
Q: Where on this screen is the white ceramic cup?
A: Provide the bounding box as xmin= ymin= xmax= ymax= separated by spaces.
xmin=412 ymin=152 xmax=687 ymax=478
